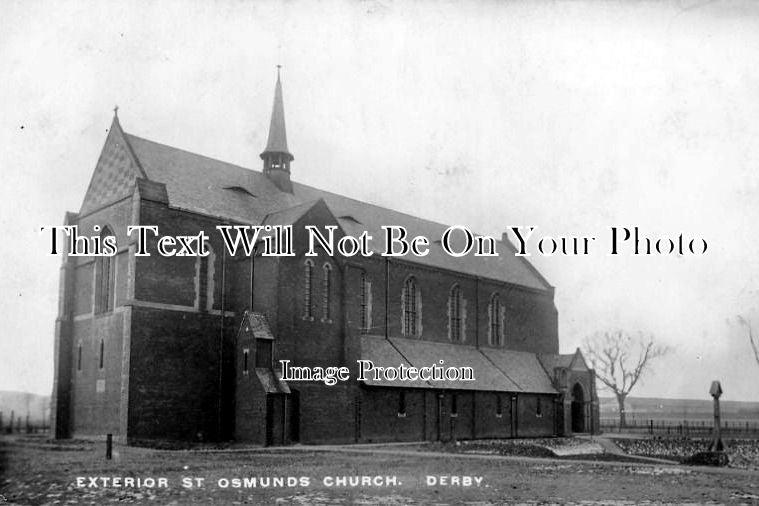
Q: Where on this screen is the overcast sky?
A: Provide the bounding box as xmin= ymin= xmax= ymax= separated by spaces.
xmin=1 ymin=0 xmax=758 ymax=402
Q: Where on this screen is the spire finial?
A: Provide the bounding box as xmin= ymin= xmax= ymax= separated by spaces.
xmin=113 ymin=105 xmax=119 ymax=118
xmin=260 ymin=67 xmax=294 ymax=192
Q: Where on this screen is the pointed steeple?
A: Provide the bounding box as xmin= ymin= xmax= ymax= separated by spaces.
xmin=261 ymin=66 xmax=294 ymax=193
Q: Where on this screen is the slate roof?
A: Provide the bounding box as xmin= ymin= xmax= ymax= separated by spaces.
xmin=538 ymin=350 xmax=589 ymax=373
xmin=256 ymin=369 xmax=291 ymax=394
xmin=239 ymin=312 xmax=275 ymax=340
xmin=359 ymin=336 xmax=429 ymax=389
xmin=537 ymin=354 xmax=574 ymax=373
xmin=122 ymin=132 xmax=551 ymax=291
xmin=360 ymin=335 xmax=557 ymax=394
xmin=481 ymin=348 xmax=557 ymax=394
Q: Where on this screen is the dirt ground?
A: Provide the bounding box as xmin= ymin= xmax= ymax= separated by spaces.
xmin=1 ymin=435 xmax=759 ymax=505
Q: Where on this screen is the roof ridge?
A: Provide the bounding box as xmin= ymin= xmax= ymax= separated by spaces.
xmin=125 ymin=132 xmax=257 ymax=175
xmin=126 ymin=132 xmax=526 ymax=246
xmin=122 ymin=130 xmax=551 ymax=291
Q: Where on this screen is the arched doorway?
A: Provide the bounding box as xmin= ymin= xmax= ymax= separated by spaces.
xmin=571 ymin=383 xmax=585 ymax=433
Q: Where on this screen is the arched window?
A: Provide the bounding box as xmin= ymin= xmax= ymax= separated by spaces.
xmin=449 ymin=284 xmax=464 ymax=342
xmin=402 ymin=276 xmax=420 ymax=337
xmin=489 ymin=293 xmax=502 ymax=346
xmin=360 ymin=273 xmax=371 ymax=334
xmin=77 ymin=342 xmax=82 ymax=372
xmin=303 ymin=259 xmax=314 ymax=319
xmin=195 ymin=245 xmax=215 ymax=312
xmin=99 ymin=339 xmax=105 ymax=369
xmin=322 ymin=263 xmax=332 ymax=321
xmin=94 ymin=226 xmax=115 ymax=314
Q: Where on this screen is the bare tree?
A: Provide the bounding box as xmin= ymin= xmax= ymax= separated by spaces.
xmin=736 ymin=315 xmax=759 ymax=367
xmin=583 ymin=330 xmax=670 ymax=427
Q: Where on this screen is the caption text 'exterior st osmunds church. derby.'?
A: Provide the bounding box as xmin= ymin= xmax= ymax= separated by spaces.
xmin=51 ymin=72 xmax=600 ymax=445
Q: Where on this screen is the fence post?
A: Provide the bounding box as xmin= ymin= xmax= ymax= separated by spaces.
xmin=106 ymin=434 xmax=113 ymax=460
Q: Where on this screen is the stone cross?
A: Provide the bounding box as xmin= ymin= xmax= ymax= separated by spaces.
xmin=708 ymin=380 xmax=724 ymax=452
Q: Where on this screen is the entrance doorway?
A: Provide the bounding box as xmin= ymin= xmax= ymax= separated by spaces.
xmin=289 ymin=390 xmax=300 ymax=443
xmin=571 ymin=383 xmax=585 ymax=433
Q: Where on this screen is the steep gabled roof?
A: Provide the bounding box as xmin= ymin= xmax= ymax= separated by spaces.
xmin=538 ymin=348 xmax=590 ymax=373
xmin=80 ymin=115 xmax=146 ymax=214
xmin=120 ymin=130 xmax=551 ymax=291
xmin=538 ymin=353 xmax=574 ymax=373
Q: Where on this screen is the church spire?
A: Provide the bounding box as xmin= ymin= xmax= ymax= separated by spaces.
xmin=260 ymin=66 xmax=294 ymax=193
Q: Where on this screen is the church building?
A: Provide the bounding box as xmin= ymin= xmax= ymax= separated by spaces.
xmin=51 ymin=72 xmax=600 ymax=445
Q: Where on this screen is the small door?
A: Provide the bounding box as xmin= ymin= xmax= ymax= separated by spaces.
xmin=571 ymin=383 xmax=586 ymax=433
xmin=265 ymin=394 xmax=286 ymax=446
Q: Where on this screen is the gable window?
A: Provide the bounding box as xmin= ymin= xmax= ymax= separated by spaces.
xmin=322 ymin=263 xmax=332 ymax=321
xmin=99 ymin=339 xmax=104 ymax=370
xmin=449 ymin=284 xmax=464 ymax=342
xmin=402 ymin=276 xmax=420 ymax=337
xmin=489 ymin=293 xmax=502 ymax=346
xmin=303 ymin=259 xmax=314 ymax=319
xmin=94 ymin=226 xmax=115 ymax=314
xmin=360 ymin=273 xmax=371 ymax=334
xmin=242 ymin=348 xmax=250 ymax=375
xmin=195 ymin=245 xmax=215 ymax=312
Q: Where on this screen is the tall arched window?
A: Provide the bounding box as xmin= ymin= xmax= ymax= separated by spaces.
xmin=94 ymin=226 xmax=115 ymax=314
xmin=489 ymin=293 xmax=502 ymax=346
xmin=402 ymin=276 xmax=420 ymax=337
xmin=303 ymin=259 xmax=314 ymax=319
xmin=99 ymin=339 xmax=105 ymax=370
xmin=195 ymin=245 xmax=215 ymax=312
xmin=449 ymin=285 xmax=463 ymax=342
xmin=360 ymin=273 xmax=371 ymax=334
xmin=322 ymin=263 xmax=332 ymax=321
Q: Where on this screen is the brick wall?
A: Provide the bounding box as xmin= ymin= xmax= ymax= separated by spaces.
xmin=358 ymin=387 xmax=425 ymax=443
xmin=127 ymin=306 xmax=236 ymax=441
xmin=295 ymin=383 xmax=355 ymax=444
xmin=340 ymin=255 xmax=558 ymax=355
xmin=473 ymin=392 xmax=513 ymax=439
xmin=515 ymin=393 xmax=556 ymax=437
